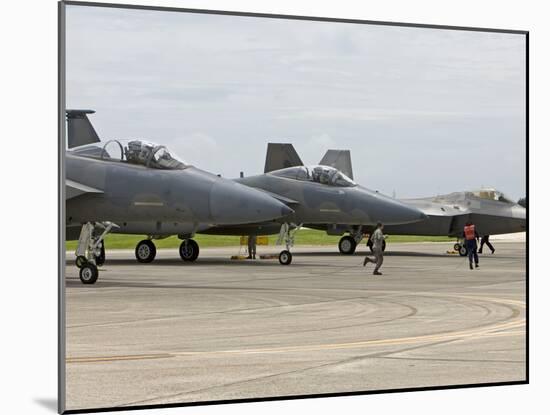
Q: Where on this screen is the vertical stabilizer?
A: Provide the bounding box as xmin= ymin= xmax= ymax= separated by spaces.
xmin=264 ymin=143 xmax=303 ymax=173
xmin=319 ymin=149 xmax=354 ymax=179
xmin=66 ymin=109 xmax=100 ymax=148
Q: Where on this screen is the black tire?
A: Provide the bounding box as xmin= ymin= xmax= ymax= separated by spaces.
xmin=79 ymin=263 xmax=98 ymax=284
xmin=367 ymin=238 xmax=373 ymax=252
xmin=179 ymin=239 xmax=199 ymax=262
xmin=135 ymin=240 xmax=156 ymax=263
xmin=338 ymin=236 xmax=357 ymax=255
xmin=459 ymin=245 xmax=468 ymax=257
xmin=279 ymin=250 xmax=292 ymax=265
xmin=367 ymin=239 xmax=386 ymax=252
xmin=95 ymin=243 xmax=106 ymax=267
xmin=453 ymin=243 xmax=461 ymax=251
xmin=75 ymin=255 xmax=87 ymax=269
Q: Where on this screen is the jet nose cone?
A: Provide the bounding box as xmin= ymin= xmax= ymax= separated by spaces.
xmin=210 ymin=180 xmax=293 ymax=225
xmin=356 ymin=188 xmax=426 ymax=225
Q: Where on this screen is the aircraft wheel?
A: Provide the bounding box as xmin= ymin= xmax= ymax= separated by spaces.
xmin=95 ymin=244 xmax=106 ymax=267
xmin=454 ymin=243 xmax=461 ymax=251
xmin=367 ymin=239 xmax=386 ymax=252
xmin=279 ymin=250 xmax=292 ymax=265
xmin=338 ymin=236 xmax=357 ymax=255
xmin=135 ymin=240 xmax=156 ymax=263
xmin=459 ymin=245 xmax=468 ymax=256
xmin=180 ymin=239 xmax=199 ymax=262
xmin=79 ymin=263 xmax=98 ymax=284
xmin=75 ymin=255 xmax=87 ymax=269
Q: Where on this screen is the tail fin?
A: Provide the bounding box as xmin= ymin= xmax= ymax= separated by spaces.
xmin=319 ymin=149 xmax=354 ymax=179
xmin=264 ymin=143 xmax=303 ymax=173
xmin=66 ymin=109 xmax=101 ymax=148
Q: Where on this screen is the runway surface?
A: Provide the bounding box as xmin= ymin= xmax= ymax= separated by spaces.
xmin=64 ymin=242 xmax=526 ymax=411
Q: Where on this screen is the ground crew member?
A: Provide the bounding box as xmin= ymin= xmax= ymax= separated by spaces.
xmin=463 ymin=221 xmax=480 ymax=269
xmin=363 ymin=222 xmax=386 ymax=275
xmin=247 ymin=234 xmax=257 ymax=259
xmin=478 ymin=235 xmax=495 ymax=254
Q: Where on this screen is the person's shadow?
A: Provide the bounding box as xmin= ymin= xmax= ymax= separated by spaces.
xmin=34 ymin=398 xmax=57 ymax=412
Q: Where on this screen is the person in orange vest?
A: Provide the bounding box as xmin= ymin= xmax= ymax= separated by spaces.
xmin=463 ymin=221 xmax=480 ymax=269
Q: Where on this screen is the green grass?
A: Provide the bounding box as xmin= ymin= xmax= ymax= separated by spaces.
xmin=65 ymin=229 xmax=453 ymax=251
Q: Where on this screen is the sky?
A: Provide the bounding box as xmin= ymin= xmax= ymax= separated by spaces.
xmin=65 ymin=5 xmax=527 ymax=200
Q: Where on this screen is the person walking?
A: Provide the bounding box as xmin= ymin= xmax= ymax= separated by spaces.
xmin=463 ymin=221 xmax=480 ymax=270
xmin=363 ymin=222 xmax=386 ymax=275
xmin=247 ymin=234 xmax=257 ymax=259
xmin=478 ymin=235 xmax=495 ymax=254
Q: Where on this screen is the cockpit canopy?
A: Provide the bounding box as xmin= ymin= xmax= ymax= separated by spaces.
xmin=270 ymin=165 xmax=356 ymax=187
xmin=470 ymin=189 xmax=514 ymax=204
xmin=69 ymin=139 xmax=187 ymax=170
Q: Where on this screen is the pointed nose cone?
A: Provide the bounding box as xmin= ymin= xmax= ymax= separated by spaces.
xmin=355 ymin=188 xmax=426 ymax=225
xmin=209 ymin=180 xmax=293 ymax=225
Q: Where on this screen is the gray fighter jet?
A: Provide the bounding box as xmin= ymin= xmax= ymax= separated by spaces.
xmin=306 ymin=148 xmax=526 ymax=255
xmin=378 ymin=189 xmax=526 ymax=256
xmin=199 ymin=144 xmax=427 ymax=264
xmin=65 ymin=110 xmax=293 ymax=283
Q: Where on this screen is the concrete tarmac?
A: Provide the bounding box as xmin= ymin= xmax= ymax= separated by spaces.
xmin=64 ymin=242 xmax=526 ymax=411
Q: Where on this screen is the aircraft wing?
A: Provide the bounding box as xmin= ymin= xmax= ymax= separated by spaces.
xmin=319 ymin=149 xmax=354 ymax=179
xmin=264 ymin=143 xmax=303 ymax=173
xmin=66 ymin=179 xmax=103 ymax=200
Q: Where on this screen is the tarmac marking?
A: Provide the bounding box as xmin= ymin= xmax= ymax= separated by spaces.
xmin=66 ymin=295 xmax=524 ymax=364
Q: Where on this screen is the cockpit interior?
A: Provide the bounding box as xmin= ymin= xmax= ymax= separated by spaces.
xmin=269 ymin=165 xmax=356 ymax=187
xmin=69 ymin=139 xmax=187 ymax=170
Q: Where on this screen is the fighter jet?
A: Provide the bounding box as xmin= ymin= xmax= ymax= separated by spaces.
xmin=310 ymin=148 xmax=526 ymax=255
xmin=200 ymin=143 xmax=427 ymax=264
xmin=65 ymin=110 xmax=293 ymax=283
xmin=378 ymin=189 xmax=526 ymax=256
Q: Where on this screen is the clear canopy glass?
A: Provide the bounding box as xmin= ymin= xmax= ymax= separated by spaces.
xmin=270 ymin=165 xmax=356 ymax=187
xmin=69 ymin=139 xmax=187 ymax=170
xmin=470 ymin=189 xmax=514 ymax=204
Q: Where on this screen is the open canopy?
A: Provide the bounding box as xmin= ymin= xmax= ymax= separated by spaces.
xmin=470 ymin=188 xmax=515 ymax=204
xmin=69 ymin=139 xmax=187 ymax=170
xmin=269 ymin=165 xmax=356 ymax=187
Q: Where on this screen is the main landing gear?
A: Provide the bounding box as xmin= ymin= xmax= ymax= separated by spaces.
xmin=367 ymin=237 xmax=386 ymax=253
xmin=276 ymin=223 xmax=302 ymax=265
xmin=338 ymin=227 xmax=364 ymax=255
xmin=134 ymin=236 xmax=200 ymax=263
xmin=74 ymin=222 xmax=114 ymax=284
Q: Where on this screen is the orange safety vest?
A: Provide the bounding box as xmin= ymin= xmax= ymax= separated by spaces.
xmin=464 ymin=224 xmax=476 ymax=240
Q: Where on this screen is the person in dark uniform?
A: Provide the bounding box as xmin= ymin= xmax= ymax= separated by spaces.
xmin=247 ymin=234 xmax=257 ymax=259
xmin=478 ymin=235 xmax=495 ymax=254
xmin=463 ymin=221 xmax=480 ymax=270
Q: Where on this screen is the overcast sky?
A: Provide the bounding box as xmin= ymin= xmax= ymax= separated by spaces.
xmin=66 ymin=5 xmax=526 ymax=200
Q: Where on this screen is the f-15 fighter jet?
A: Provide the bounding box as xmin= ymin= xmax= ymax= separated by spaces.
xmin=65 ymin=110 xmax=292 ymax=283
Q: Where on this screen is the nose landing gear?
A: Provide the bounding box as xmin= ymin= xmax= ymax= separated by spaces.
xmin=74 ymin=222 xmax=115 ymax=284
xmin=454 ymin=239 xmax=468 ymax=256
xmin=276 ymin=223 xmax=302 ymax=265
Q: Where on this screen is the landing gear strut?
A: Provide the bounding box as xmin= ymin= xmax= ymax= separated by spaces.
xmin=276 ymin=223 xmax=302 ymax=265
xmin=74 ymin=222 xmax=114 ymax=284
